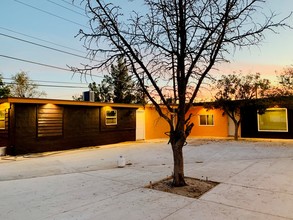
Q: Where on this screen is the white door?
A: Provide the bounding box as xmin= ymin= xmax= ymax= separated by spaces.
xmin=136 ymin=110 xmax=145 ymax=140
xmin=228 ymin=116 xmax=241 ymax=137
xmin=228 ymin=116 xmax=234 ymax=136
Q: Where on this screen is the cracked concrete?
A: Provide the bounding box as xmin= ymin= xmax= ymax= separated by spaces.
xmin=0 ymin=138 xmax=292 ymax=220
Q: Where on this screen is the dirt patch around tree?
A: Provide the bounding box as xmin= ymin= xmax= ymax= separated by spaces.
xmin=146 ymin=176 xmax=219 ymax=199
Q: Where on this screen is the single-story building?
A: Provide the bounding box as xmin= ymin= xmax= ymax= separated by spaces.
xmin=0 ymin=97 xmax=229 ymax=155
xmin=0 ymin=98 xmax=140 ymax=155
xmin=1 ymin=97 xmax=292 ymax=155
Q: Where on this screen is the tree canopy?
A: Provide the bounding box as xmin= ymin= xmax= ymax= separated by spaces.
xmin=207 ymin=73 xmax=271 ymax=140
xmin=88 ymin=81 xmax=112 ymax=102
xmin=9 ymin=71 xmax=46 ymax=98
xmin=0 ymin=74 xmax=10 ymax=98
xmin=88 ymin=57 xmax=144 ymax=103
xmin=274 ymin=67 xmax=293 ymax=96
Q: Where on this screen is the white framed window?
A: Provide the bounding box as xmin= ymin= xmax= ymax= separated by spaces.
xmin=106 ymin=110 xmax=117 ymax=125
xmin=0 ymin=110 xmax=5 ymax=129
xmin=199 ymin=115 xmax=214 ymax=126
xmin=258 ymin=108 xmax=288 ymax=132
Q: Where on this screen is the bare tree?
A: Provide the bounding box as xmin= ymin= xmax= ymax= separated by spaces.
xmin=72 ymin=0 xmax=290 ymax=186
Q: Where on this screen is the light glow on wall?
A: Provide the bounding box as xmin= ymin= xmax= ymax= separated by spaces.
xmin=43 ymin=103 xmax=58 ymax=109
xmin=0 ymin=102 xmax=10 ymax=110
xmin=0 ymin=102 xmax=9 ymax=129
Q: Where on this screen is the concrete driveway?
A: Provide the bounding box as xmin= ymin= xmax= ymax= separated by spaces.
xmin=0 ymin=139 xmax=292 ymax=220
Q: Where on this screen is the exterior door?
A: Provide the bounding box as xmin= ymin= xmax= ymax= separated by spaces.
xmin=228 ymin=116 xmax=241 ymax=137
xmin=136 ymin=110 xmax=145 ymax=140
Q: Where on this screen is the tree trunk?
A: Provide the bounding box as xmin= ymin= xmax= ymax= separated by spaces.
xmin=234 ymin=121 xmax=239 ymax=141
xmin=170 ymin=132 xmax=187 ymax=187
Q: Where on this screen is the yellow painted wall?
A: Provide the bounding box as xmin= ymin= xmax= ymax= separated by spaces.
xmin=144 ymin=105 xmax=228 ymax=139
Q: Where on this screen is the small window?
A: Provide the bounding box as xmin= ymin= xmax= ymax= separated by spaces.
xmin=199 ymin=115 xmax=214 ymax=126
xmin=106 ymin=110 xmax=117 ymax=125
xmin=0 ymin=110 xmax=5 ymax=129
xmin=258 ymin=108 xmax=288 ymax=132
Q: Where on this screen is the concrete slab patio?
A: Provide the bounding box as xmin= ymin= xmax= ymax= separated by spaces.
xmin=0 ymin=138 xmax=292 ymax=220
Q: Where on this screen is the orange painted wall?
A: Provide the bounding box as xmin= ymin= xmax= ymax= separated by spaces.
xmin=188 ymin=106 xmax=228 ymax=137
xmin=144 ymin=105 xmax=228 ymax=139
xmin=144 ymin=106 xmax=170 ymax=140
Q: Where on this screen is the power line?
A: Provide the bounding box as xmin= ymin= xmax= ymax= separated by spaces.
xmin=46 ymin=0 xmax=88 ymax=18
xmin=2 ymin=77 xmax=89 ymax=86
xmin=38 ymin=84 xmax=87 ymax=89
xmin=0 ymin=32 xmax=92 ymax=61
xmin=0 ymin=54 xmax=71 ymax=72
xmin=60 ymin=0 xmax=85 ymax=12
xmin=0 ymin=27 xmax=86 ymax=55
xmin=32 ymin=79 xmax=88 ymax=85
xmin=0 ymin=54 xmax=103 ymax=79
xmin=5 ymin=82 xmax=88 ymax=89
xmin=14 ymin=0 xmax=89 ymax=29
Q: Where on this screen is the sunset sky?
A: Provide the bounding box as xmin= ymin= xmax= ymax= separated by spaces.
xmin=0 ymin=0 xmax=293 ymax=99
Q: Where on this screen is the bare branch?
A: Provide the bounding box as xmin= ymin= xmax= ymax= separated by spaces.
xmin=72 ymin=0 xmax=291 ymax=186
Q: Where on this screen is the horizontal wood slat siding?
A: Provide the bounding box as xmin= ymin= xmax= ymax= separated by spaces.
xmin=37 ymin=105 xmax=63 ymax=137
xmin=11 ymin=104 xmax=137 ymax=155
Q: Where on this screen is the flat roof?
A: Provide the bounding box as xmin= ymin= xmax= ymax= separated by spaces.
xmin=0 ymin=97 xmax=142 ymax=108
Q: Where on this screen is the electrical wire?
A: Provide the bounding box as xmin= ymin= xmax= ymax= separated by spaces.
xmin=5 ymin=82 xmax=88 ymax=89
xmin=2 ymin=77 xmax=88 ymax=85
xmin=60 ymin=0 xmax=85 ymax=12
xmin=0 ymin=54 xmax=70 ymax=72
xmin=0 ymin=54 xmax=104 ymax=79
xmin=0 ymin=33 xmax=93 ymax=61
xmin=14 ymin=0 xmax=89 ymax=29
xmin=0 ymin=27 xmax=86 ymax=54
xmin=46 ymin=0 xmax=88 ymax=18
xmin=0 ymin=1 xmax=108 ymax=91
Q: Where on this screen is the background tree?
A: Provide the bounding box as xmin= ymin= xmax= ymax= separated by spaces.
xmin=72 ymin=94 xmax=83 ymax=101
xmin=275 ymin=67 xmax=293 ymax=96
xmin=89 ymin=57 xmax=144 ymax=103
xmin=207 ymin=73 xmax=271 ymax=140
xmin=0 ymin=74 xmax=10 ymax=98
xmin=88 ymin=81 xmax=112 ymax=102
xmin=9 ymin=71 xmax=46 ymax=98
xmin=72 ymin=0 xmax=289 ymax=186
xmin=261 ymin=67 xmax=293 ymax=97
xmin=88 ymin=81 xmax=101 ymax=102
xmin=108 ymin=56 xmax=135 ymax=103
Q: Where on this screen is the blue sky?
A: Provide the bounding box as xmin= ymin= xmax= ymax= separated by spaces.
xmin=0 ymin=0 xmax=293 ymax=99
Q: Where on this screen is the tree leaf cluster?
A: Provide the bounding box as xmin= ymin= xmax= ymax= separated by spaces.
xmin=1 ymin=72 xmax=46 ymax=98
xmin=0 ymin=74 xmax=10 ymax=98
xmin=9 ymin=72 xmax=46 ymax=98
xmin=88 ymin=56 xmax=144 ymax=104
xmin=270 ymin=67 xmax=293 ymax=96
xmin=214 ymin=73 xmax=270 ymax=101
